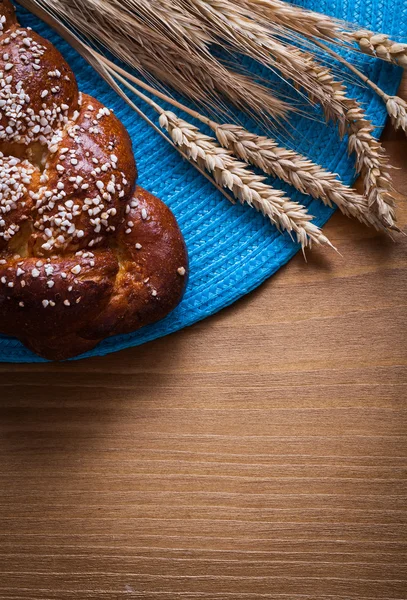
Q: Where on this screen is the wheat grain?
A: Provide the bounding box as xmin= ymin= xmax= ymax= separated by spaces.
xmin=159 ymin=111 xmax=334 ymax=251
xmin=384 ymin=96 xmax=407 ymax=133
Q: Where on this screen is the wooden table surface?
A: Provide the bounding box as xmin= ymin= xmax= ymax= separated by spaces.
xmin=0 ymin=78 xmax=406 ymax=600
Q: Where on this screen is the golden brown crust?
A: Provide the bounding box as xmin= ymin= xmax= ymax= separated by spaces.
xmin=0 ymin=250 xmax=119 ymax=339
xmin=86 ymin=187 xmax=188 ymax=340
xmin=0 ymin=1 xmax=188 ymax=360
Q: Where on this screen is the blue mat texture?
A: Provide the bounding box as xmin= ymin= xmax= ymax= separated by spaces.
xmin=0 ymin=0 xmax=405 ymax=362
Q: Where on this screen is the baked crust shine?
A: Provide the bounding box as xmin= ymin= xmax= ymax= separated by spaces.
xmin=0 ymin=0 xmax=188 ymax=360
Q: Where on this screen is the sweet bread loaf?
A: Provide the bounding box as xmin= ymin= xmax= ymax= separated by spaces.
xmin=0 ymin=0 xmax=188 ymax=360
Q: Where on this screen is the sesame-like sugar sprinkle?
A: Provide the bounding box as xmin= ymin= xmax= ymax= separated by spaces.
xmin=0 ymin=153 xmax=34 ymax=239
xmin=0 ymin=31 xmax=72 ymax=147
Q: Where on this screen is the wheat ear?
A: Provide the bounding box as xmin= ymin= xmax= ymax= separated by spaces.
xmin=213 ymin=124 xmax=386 ymax=231
xmin=103 ymin=63 xmax=333 ymax=250
xmin=350 ymin=31 xmax=407 ymax=68
xmin=234 ymin=0 xmax=346 ymax=40
xmin=267 ymin=48 xmax=398 ymax=229
xmin=159 ymin=111 xmax=334 ymax=251
xmin=384 ymin=96 xmax=407 ymax=133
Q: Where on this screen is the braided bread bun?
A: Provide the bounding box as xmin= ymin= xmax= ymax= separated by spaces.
xmin=0 ymin=0 xmax=188 ymax=360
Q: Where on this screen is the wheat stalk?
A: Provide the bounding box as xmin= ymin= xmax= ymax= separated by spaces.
xmin=17 ymin=0 xmax=403 ymax=240
xmin=20 ymin=0 xmax=335 ymax=252
xmin=100 ymin=63 xmax=333 ymax=251
xmin=28 ymin=0 xmax=402 ymax=227
xmin=159 ymin=111 xmax=334 ymax=251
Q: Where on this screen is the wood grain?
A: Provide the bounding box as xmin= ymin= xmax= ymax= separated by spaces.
xmin=0 ymin=78 xmax=406 ymax=600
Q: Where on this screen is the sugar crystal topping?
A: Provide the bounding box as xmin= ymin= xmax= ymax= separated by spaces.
xmin=0 ymin=152 xmax=33 ymax=242
xmin=0 ymin=29 xmax=71 ymax=147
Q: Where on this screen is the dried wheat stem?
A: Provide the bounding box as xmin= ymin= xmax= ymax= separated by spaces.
xmin=99 ymin=64 xmax=236 ymax=204
xmin=159 ymin=111 xmax=334 ymax=251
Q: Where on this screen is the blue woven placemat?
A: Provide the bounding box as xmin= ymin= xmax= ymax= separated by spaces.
xmin=1 ymin=0 xmax=405 ymax=362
